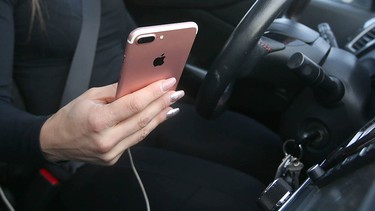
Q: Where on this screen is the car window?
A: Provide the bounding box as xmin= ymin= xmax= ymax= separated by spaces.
xmin=325 ymin=0 xmax=372 ymax=10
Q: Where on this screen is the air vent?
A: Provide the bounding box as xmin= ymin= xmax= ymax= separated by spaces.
xmin=347 ymin=23 xmax=375 ymax=56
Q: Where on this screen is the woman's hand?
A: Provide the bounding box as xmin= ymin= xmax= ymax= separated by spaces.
xmin=40 ymin=77 xmax=184 ymax=165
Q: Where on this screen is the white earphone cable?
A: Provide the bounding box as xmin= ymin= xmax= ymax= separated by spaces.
xmin=127 ymin=148 xmax=150 ymax=211
xmin=0 ymin=185 xmax=15 ymax=211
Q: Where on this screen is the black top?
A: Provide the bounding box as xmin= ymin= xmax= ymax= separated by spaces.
xmin=0 ymin=0 xmax=135 ymax=163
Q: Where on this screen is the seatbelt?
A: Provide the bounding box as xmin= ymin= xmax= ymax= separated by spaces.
xmin=17 ymin=1 xmax=102 ymax=210
xmin=54 ymin=0 xmax=102 ymax=174
xmin=50 ymin=0 xmax=102 ymax=177
xmin=50 ymin=2 xmax=150 ymax=209
xmin=60 ymin=0 xmax=101 ymax=107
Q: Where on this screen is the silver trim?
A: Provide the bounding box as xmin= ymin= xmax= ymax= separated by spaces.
xmin=279 ymin=179 xmax=312 ymax=210
xmin=346 ymin=23 xmax=375 ymax=54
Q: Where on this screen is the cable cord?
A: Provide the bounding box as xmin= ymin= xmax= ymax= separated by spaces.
xmin=127 ymin=148 xmax=150 ymax=211
xmin=0 ymin=186 xmax=15 ymax=211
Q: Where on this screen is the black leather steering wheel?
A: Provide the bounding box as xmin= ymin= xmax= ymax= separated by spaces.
xmin=195 ymin=0 xmax=299 ymax=119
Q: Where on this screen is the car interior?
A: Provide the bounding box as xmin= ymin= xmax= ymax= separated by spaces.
xmin=124 ymin=0 xmax=375 ymax=209
xmin=3 ymin=0 xmax=375 ymax=210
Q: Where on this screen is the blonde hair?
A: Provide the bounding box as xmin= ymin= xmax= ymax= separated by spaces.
xmin=28 ymin=0 xmax=45 ymax=39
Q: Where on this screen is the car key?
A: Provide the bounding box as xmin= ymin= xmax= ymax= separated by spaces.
xmin=275 ymin=154 xmax=292 ymax=179
xmin=284 ymin=156 xmax=304 ymax=189
xmin=275 ymin=139 xmax=305 ymax=189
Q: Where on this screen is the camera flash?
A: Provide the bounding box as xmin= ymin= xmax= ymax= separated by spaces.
xmin=160 ymin=35 xmax=164 ymax=39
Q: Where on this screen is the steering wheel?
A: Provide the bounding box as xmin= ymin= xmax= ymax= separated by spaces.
xmin=195 ymin=0 xmax=309 ymax=118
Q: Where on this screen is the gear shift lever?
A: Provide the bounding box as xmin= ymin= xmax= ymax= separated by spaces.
xmin=288 ymin=52 xmax=345 ymax=105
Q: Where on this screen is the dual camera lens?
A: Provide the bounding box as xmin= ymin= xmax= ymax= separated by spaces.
xmin=136 ymin=35 xmax=156 ymax=44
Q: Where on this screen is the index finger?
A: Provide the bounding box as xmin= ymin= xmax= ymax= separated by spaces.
xmin=106 ymin=77 xmax=176 ymax=124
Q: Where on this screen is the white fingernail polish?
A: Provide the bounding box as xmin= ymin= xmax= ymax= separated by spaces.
xmin=166 ymin=108 xmax=180 ymax=119
xmin=162 ymin=78 xmax=177 ymax=92
xmin=170 ymin=90 xmax=185 ymax=103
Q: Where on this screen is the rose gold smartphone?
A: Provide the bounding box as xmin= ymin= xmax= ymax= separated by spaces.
xmin=116 ymin=21 xmax=198 ymax=99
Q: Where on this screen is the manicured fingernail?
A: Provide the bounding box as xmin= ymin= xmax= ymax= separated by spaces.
xmin=170 ymin=90 xmax=185 ymax=104
xmin=166 ymin=108 xmax=180 ymax=119
xmin=162 ymin=78 xmax=177 ymax=92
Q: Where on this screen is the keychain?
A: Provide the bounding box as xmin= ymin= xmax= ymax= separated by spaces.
xmin=275 ymin=139 xmax=304 ymax=189
xmin=258 ymin=139 xmax=305 ymax=210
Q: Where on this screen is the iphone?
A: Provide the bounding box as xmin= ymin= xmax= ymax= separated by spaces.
xmin=116 ymin=21 xmax=198 ymax=98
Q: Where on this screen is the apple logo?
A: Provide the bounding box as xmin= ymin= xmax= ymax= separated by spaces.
xmin=153 ymin=53 xmax=165 ymax=67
